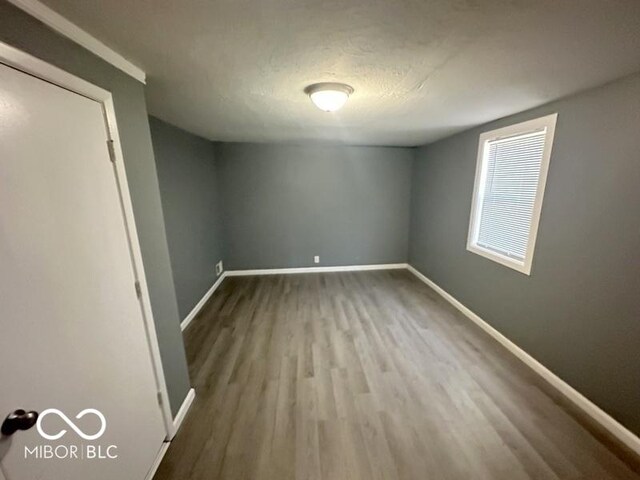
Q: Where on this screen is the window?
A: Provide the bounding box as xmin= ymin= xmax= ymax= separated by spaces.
xmin=467 ymin=113 xmax=557 ymax=275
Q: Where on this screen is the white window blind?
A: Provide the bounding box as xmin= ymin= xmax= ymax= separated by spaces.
xmin=476 ymin=130 xmax=546 ymax=260
xmin=467 ymin=114 xmax=557 ymax=275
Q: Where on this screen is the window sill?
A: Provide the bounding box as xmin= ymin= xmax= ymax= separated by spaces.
xmin=466 ymin=243 xmax=532 ymax=275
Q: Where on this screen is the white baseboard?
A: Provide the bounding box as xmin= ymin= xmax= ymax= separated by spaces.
xmin=144 ymin=389 xmax=195 ymax=477
xmin=226 ymin=263 xmax=408 ymax=277
xmin=181 ymin=273 xmax=227 ymax=331
xmin=407 ymin=265 xmax=640 ymax=457
xmin=145 ymin=441 xmax=170 ymax=480
xmin=169 ymin=388 xmax=195 ymax=441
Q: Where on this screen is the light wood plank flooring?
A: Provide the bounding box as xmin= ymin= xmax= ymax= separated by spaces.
xmin=154 ymin=269 xmax=639 ymax=480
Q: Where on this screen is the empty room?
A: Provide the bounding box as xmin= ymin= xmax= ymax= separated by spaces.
xmin=0 ymin=1 xmax=639 ymax=479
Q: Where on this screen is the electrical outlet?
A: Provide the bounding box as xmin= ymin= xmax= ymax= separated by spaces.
xmin=215 ymin=260 xmax=223 ymax=276
xmin=314 ymin=255 xmax=320 ymax=264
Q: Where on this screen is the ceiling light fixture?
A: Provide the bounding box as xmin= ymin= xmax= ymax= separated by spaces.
xmin=305 ymin=82 xmax=354 ymax=112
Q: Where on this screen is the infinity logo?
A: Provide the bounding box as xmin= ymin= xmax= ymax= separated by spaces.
xmin=36 ymin=409 xmax=106 ymax=441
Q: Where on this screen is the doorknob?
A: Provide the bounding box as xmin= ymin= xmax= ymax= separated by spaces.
xmin=1 ymin=410 xmax=39 ymax=436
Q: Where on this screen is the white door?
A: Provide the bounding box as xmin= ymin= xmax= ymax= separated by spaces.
xmin=0 ymin=61 xmax=166 ymax=479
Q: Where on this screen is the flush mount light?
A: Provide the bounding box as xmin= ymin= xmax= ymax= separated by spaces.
xmin=305 ymin=82 xmax=354 ymax=112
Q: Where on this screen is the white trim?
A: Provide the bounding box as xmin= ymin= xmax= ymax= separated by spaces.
xmin=106 ymin=96 xmax=175 ymax=440
xmin=466 ymin=113 xmax=558 ymax=275
xmin=144 ymin=441 xmax=170 ymax=480
xmin=0 ymin=41 xmax=109 ymax=99
xmin=171 ymin=388 xmax=196 ymax=439
xmin=226 ymin=263 xmax=408 ymax=277
xmin=181 ymin=272 xmax=227 ymax=331
xmin=0 ymin=41 xmax=174 ymax=440
xmin=144 ymin=389 xmax=196 ymax=476
xmin=407 ymin=265 xmax=640 ymax=457
xmin=7 ymin=0 xmax=146 ymax=83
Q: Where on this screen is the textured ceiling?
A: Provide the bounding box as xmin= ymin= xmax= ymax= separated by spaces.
xmin=41 ymin=0 xmax=640 ymax=146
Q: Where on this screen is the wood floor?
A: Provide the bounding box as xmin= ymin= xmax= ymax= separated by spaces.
xmin=154 ymin=269 xmax=639 ymax=480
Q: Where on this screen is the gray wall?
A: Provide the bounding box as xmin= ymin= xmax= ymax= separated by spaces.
xmin=150 ymin=116 xmax=223 ymax=320
xmin=409 ymin=72 xmax=640 ymax=435
xmin=0 ymin=1 xmax=191 ymax=417
xmin=217 ymin=143 xmax=413 ymax=270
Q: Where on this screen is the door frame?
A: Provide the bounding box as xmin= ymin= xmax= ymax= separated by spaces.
xmin=0 ymin=41 xmax=176 ymax=440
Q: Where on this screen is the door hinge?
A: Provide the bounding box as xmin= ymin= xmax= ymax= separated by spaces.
xmin=134 ymin=280 xmax=142 ymax=298
xmin=106 ymin=139 xmax=116 ymax=163
xmin=157 ymin=392 xmax=163 ymax=406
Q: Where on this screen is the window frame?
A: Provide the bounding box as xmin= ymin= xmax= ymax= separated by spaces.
xmin=466 ymin=113 xmax=558 ymax=275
